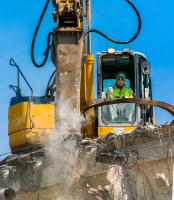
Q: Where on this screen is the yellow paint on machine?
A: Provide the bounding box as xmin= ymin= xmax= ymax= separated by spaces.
xmin=9 ymin=128 xmax=54 ymax=151
xmin=153 ymin=107 xmax=155 ymax=125
xmin=8 ymin=102 xmax=30 ymax=134
xmin=86 ymin=54 xmax=95 ymax=138
xmin=8 ymin=102 xmax=55 ymax=151
xmin=98 ymin=126 xmax=137 ymax=137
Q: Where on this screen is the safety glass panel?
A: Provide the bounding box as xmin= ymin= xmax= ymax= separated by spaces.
xmin=102 ymin=56 xmax=131 ymax=66
xmin=101 ymin=103 xmax=136 ymax=123
xmin=102 ymin=55 xmax=134 ymax=81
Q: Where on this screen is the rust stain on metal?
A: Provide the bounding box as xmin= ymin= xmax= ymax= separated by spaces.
xmin=59 ymin=50 xmax=67 ymax=56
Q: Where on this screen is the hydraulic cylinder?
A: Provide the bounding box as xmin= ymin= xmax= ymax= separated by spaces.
xmin=86 ymin=54 xmax=95 ymax=137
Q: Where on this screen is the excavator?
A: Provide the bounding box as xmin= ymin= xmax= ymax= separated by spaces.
xmin=8 ymin=0 xmax=174 ymax=153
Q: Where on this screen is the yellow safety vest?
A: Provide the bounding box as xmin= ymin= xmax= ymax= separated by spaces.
xmin=106 ymin=85 xmax=133 ymax=100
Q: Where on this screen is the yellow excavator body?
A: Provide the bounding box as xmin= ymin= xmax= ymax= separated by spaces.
xmin=98 ymin=127 xmax=137 ymax=137
xmin=7 ymin=0 xmax=159 ymax=153
xmin=8 ymin=102 xmax=54 ymax=152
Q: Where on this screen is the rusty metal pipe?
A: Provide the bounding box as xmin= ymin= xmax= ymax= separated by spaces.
xmin=83 ymin=98 xmax=174 ymax=117
xmin=0 ymin=188 xmax=16 ymax=200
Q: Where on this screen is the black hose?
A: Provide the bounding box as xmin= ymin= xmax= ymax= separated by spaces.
xmin=31 ymin=0 xmax=141 ymax=68
xmin=45 ymin=70 xmax=56 ymax=98
xmin=31 ymin=0 xmax=52 ymax=68
xmin=46 ymin=70 xmax=56 ymax=90
xmin=84 ymin=0 xmax=141 ymax=44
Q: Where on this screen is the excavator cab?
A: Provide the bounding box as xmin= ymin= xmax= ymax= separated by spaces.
xmin=96 ymin=48 xmax=154 ymax=137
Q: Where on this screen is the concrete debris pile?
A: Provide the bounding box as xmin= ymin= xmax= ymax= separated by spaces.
xmin=87 ymin=184 xmax=112 ymax=200
xmin=0 ymin=122 xmax=174 ymax=200
xmin=0 ymin=188 xmax=16 ymax=200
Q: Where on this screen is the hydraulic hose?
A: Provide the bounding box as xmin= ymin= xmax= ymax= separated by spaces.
xmin=31 ymin=0 xmax=52 ymax=68
xmin=45 ymin=70 xmax=56 ymax=97
xmin=46 ymin=70 xmax=56 ymax=90
xmin=84 ymin=0 xmax=141 ymax=44
xmin=31 ymin=0 xmax=141 ymax=68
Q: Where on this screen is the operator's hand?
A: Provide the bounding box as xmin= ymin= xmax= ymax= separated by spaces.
xmin=133 ymin=93 xmax=136 ymax=98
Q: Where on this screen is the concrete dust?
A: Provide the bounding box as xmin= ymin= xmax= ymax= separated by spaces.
xmin=44 ymin=100 xmax=86 ymax=200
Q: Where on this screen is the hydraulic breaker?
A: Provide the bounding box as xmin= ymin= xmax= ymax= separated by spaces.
xmin=51 ymin=0 xmax=86 ymax=140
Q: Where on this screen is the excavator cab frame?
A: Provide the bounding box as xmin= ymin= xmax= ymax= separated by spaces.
xmin=95 ymin=48 xmax=154 ymax=137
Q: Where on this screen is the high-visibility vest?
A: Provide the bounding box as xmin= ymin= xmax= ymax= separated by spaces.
xmin=106 ymin=85 xmax=133 ymax=100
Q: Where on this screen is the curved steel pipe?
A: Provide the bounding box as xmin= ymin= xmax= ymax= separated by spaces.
xmin=83 ymin=98 xmax=174 ymax=118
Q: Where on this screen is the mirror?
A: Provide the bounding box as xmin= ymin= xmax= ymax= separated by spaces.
xmin=142 ymin=61 xmax=150 ymax=74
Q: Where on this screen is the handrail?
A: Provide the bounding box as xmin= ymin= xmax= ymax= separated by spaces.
xmin=9 ymin=85 xmax=18 ymax=93
xmin=29 ymin=97 xmax=35 ymax=128
xmin=10 ymin=58 xmax=33 ymax=100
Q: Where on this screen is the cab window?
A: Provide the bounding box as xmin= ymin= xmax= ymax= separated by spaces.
xmin=101 ymin=55 xmax=136 ymax=124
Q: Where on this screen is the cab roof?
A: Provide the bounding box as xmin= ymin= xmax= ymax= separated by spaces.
xmin=99 ymin=50 xmax=147 ymax=60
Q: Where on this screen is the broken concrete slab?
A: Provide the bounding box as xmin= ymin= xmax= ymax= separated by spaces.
xmin=0 ymin=188 xmax=16 ymax=200
xmin=155 ymin=173 xmax=170 ymax=190
xmin=87 ymin=184 xmax=112 ymax=200
xmin=0 ymin=123 xmax=173 ymax=200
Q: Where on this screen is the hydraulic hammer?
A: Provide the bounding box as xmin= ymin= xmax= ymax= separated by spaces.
xmin=51 ymin=0 xmax=86 ymax=140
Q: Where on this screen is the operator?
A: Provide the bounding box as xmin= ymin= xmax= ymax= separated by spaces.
xmin=106 ymin=71 xmax=136 ymax=100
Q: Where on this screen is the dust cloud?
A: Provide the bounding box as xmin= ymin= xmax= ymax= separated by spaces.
xmin=45 ymin=100 xmax=85 ymax=200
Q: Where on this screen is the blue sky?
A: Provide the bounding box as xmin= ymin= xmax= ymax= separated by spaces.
xmin=0 ymin=0 xmax=174 ymax=158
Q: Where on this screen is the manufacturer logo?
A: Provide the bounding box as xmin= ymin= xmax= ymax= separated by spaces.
xmin=113 ymin=128 xmax=125 ymax=133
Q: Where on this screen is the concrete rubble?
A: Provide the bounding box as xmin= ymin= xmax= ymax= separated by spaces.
xmin=0 ymin=188 xmax=16 ymax=200
xmin=0 ymin=121 xmax=174 ymax=200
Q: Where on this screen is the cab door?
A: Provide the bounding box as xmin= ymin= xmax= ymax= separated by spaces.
xmin=96 ymin=52 xmax=138 ymax=137
xmin=140 ymin=58 xmax=154 ymax=124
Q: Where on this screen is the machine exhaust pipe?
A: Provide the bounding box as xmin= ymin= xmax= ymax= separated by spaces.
xmin=0 ymin=188 xmax=16 ymax=200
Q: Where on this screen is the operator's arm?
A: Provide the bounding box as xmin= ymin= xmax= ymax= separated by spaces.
xmin=106 ymin=89 xmax=111 ymax=100
xmin=128 ymin=87 xmax=135 ymax=98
